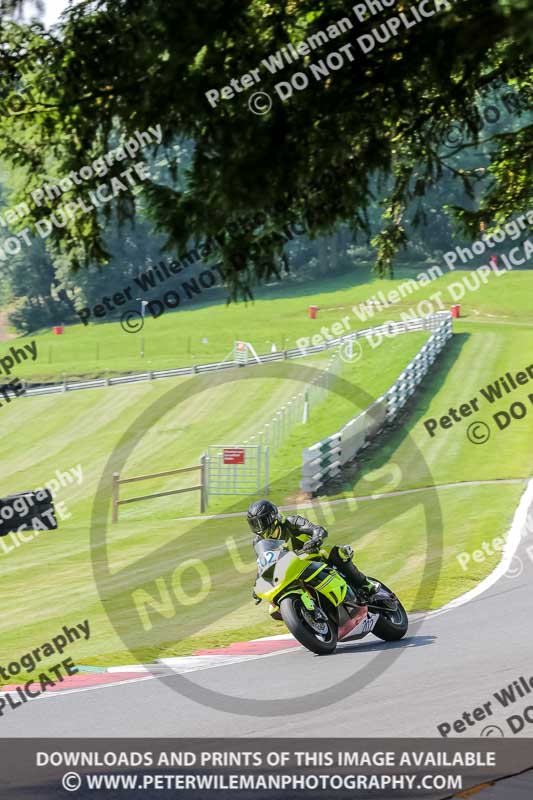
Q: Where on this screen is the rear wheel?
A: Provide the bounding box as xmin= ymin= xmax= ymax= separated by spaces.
xmin=370 ymin=579 xmax=408 ymax=641
xmin=372 ymin=599 xmax=408 ymax=641
xmin=280 ymin=596 xmax=337 ymax=655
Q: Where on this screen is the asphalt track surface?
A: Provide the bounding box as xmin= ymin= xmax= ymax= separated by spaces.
xmin=3 ymin=504 xmax=533 ymax=741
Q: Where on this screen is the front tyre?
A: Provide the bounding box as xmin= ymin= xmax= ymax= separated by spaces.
xmin=280 ymin=596 xmax=337 ymax=655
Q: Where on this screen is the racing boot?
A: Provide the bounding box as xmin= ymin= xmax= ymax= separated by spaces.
xmin=334 ymin=546 xmax=397 ymax=611
xmin=330 ymin=546 xmax=369 ymax=594
xmin=359 ymin=578 xmax=398 ymax=611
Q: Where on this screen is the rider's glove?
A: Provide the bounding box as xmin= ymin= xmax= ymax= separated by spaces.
xmin=301 ymin=535 xmax=323 ymax=553
xmin=338 ymin=544 xmax=354 ymax=562
xmin=252 ymin=590 xmax=262 ymax=605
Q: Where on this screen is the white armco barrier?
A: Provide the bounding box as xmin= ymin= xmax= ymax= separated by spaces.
xmin=301 ymin=312 xmax=453 ymax=495
xmin=300 ymin=432 xmax=342 ymax=495
xmin=339 ymin=398 xmax=388 ymax=467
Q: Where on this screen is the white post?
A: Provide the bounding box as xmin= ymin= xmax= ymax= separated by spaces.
xmin=264 ymin=446 xmax=270 ymax=495
xmin=303 ymin=391 xmax=309 ymax=424
xmin=274 ymin=414 xmax=280 ymax=450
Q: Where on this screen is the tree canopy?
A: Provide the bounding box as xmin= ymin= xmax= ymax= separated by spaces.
xmin=0 ymin=0 xmax=531 ymax=297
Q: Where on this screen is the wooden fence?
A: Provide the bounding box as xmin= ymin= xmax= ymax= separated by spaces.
xmin=111 ymin=456 xmax=206 ymax=523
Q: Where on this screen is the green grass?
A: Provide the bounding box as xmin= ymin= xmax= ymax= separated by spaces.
xmin=0 ymin=481 xmax=522 ymax=683
xmin=0 ymin=336 xmax=437 ymax=679
xmin=1 ymin=269 xmax=531 ymax=680
xmin=3 ymin=266 xmax=532 ymax=383
xmin=331 ymin=323 xmax=533 ymax=497
xmin=0 ymin=334 xmax=428 ymax=522
xmin=0 ymin=326 xmax=529 ymax=678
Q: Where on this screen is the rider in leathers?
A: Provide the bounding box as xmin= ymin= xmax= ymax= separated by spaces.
xmin=247 ymin=499 xmax=396 ymax=617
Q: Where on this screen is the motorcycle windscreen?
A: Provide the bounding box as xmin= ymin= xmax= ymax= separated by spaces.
xmin=254 ymin=538 xmax=286 ymax=577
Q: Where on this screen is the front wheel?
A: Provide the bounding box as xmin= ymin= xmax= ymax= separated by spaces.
xmin=280 ymin=596 xmax=337 ymax=655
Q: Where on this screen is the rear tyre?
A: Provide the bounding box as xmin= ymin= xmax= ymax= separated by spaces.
xmin=280 ymin=596 xmax=337 ymax=655
xmin=370 ymin=579 xmax=408 ymax=641
xmin=372 ymin=599 xmax=408 ymax=641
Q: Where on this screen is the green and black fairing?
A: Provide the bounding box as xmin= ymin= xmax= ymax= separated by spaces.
xmin=254 ymin=538 xmax=355 ymax=623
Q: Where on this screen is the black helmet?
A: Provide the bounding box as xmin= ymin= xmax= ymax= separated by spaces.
xmin=247 ymin=499 xmax=282 ymax=539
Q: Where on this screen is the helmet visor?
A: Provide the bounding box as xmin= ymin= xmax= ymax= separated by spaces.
xmin=248 ymin=511 xmax=277 ymax=537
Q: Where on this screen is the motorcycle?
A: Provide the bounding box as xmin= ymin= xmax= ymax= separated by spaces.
xmin=254 ymin=538 xmax=408 ymax=655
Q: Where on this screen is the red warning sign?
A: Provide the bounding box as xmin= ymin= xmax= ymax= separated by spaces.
xmin=223 ymin=448 xmax=245 ymax=465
